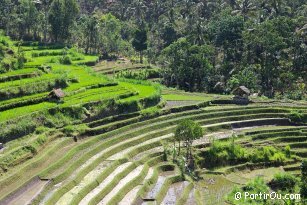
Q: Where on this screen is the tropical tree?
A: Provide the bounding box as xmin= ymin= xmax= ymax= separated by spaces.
xmin=49 ymin=0 xmax=79 ymax=42
xmin=78 ymin=14 xmax=100 ymax=54
xmin=36 ymin=0 xmax=52 ymax=43
xmin=242 ymin=17 xmax=296 ymax=96
xmin=208 ymin=9 xmax=244 ymax=76
xmin=132 ymin=28 xmax=147 ymax=63
xmin=100 ymin=13 xmax=122 ymax=56
xmin=49 ymin=0 xmax=62 ymax=42
xmin=174 ymin=119 xmax=203 ymax=159
xmin=17 ymin=0 xmax=39 ymax=39
xmin=161 ymin=38 xmax=214 ymax=91
xmin=126 ymin=0 xmax=147 ymax=26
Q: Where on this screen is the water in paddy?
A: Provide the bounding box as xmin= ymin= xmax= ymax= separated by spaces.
xmin=144 ymin=171 xmax=175 ymax=201
xmin=185 ymin=188 xmax=197 ymax=205
xmin=161 ymin=181 xmax=189 ymax=204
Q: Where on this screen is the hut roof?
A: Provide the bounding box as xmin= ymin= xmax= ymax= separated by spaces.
xmin=49 ymin=88 xmax=65 ymax=98
xmin=233 ymin=86 xmax=250 ymax=96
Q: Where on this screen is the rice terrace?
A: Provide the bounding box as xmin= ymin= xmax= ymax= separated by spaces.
xmin=0 ymin=0 xmax=306 ymax=205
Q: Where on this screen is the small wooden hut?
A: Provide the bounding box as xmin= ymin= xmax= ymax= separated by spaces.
xmin=232 ymin=86 xmax=250 ymax=105
xmin=48 ymin=88 xmax=65 ymax=102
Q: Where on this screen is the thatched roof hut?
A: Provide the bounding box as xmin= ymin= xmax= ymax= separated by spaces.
xmin=232 ymin=86 xmax=250 ymax=97
xmin=48 ymin=88 xmax=65 ymax=101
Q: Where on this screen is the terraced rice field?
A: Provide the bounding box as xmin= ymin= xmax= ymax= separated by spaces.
xmin=0 ymin=46 xmax=160 ymax=123
xmin=1 ymin=44 xmax=306 ymax=205
xmin=93 ymin=59 xmax=151 ymax=75
xmin=1 ymin=100 xmax=306 ymax=204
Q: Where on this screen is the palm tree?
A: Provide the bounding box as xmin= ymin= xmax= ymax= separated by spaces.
xmin=231 ymin=0 xmax=257 ymax=21
xmin=126 ymin=0 xmax=148 ymax=26
xmin=34 ymin=0 xmax=51 ymax=44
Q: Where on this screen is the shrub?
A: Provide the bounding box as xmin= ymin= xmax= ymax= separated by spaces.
xmin=269 ymin=173 xmax=298 ymax=191
xmin=203 ymin=138 xmax=247 ymax=168
xmin=35 ymin=126 xmax=50 ymax=134
xmin=201 ymin=142 xmax=290 ymax=169
xmin=271 ymin=152 xmax=286 ymax=164
xmin=63 ymin=125 xmax=75 ymax=136
xmin=0 ymin=118 xmax=37 ymax=143
xmin=288 ymin=110 xmax=307 ymax=124
xmin=243 ymin=177 xmax=269 ymax=192
xmin=63 ymin=124 xmax=88 ymax=137
xmin=284 ymin=145 xmax=291 ymax=158
xmin=140 ymin=106 xmax=161 ymax=118
xmin=249 ymin=146 xmax=287 ymax=164
xmin=60 ymin=55 xmax=72 ymax=65
xmin=227 ymin=177 xmax=269 ymax=204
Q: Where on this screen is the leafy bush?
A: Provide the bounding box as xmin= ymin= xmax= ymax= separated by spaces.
xmin=63 ymin=124 xmax=88 ymax=137
xmin=140 ymin=106 xmax=161 ymax=118
xmin=288 ymin=110 xmax=307 ymax=124
xmin=68 ymin=47 xmax=84 ymax=60
xmin=60 ymin=55 xmax=72 ymax=65
xmin=250 ymin=146 xmax=287 ymax=164
xmin=116 ymin=68 xmax=160 ymax=80
xmin=35 ymin=126 xmax=50 ymax=134
xmin=284 ymin=145 xmax=291 ymax=158
xmin=269 ymin=173 xmax=298 ymax=191
xmin=200 ymin=141 xmax=290 ymax=168
xmin=202 ymin=137 xmax=247 ymax=168
xmin=227 ymin=177 xmax=269 ymax=204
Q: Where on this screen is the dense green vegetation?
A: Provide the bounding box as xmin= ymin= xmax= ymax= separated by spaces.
xmin=0 ymin=0 xmax=306 ymax=99
xmin=0 ymin=0 xmax=306 ymax=205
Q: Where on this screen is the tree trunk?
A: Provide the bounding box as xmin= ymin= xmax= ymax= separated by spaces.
xmin=140 ymin=50 xmax=143 ymax=63
xmin=44 ymin=7 xmax=48 ymax=45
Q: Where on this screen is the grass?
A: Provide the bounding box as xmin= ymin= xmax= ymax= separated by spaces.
xmin=0 ymin=68 xmax=38 ymax=78
xmin=0 ymin=50 xmax=159 ymax=124
xmin=93 ymin=60 xmax=150 ymax=73
xmin=197 ymin=174 xmax=235 ymax=205
xmin=226 ymin=167 xmax=283 ymax=185
xmin=0 ymin=102 xmax=55 ymax=122
xmin=175 ymin=182 xmax=194 ymax=205
xmin=162 ymin=94 xmax=213 ymax=101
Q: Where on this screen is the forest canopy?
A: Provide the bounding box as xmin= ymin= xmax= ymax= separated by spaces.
xmin=0 ymin=0 xmax=306 ymax=99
